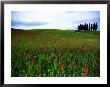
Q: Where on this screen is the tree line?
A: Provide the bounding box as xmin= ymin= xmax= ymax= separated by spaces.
xmin=78 ymin=23 xmax=98 ymax=31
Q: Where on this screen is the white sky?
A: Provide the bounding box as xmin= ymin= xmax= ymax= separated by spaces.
xmin=11 ymin=11 xmax=100 ymax=30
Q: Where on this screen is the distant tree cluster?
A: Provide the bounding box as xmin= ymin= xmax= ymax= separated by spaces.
xmin=78 ymin=23 xmax=98 ymax=31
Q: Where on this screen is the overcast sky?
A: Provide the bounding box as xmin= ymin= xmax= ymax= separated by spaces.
xmin=11 ymin=11 xmax=100 ymax=30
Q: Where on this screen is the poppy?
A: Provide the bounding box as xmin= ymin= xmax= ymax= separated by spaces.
xmin=35 ymin=47 xmax=40 ymax=50
xmin=80 ymin=47 xmax=88 ymax=52
xmin=56 ymin=53 xmax=59 ymax=57
xmin=60 ymin=52 xmax=64 ymax=55
xmin=82 ymin=65 xmax=89 ymax=75
xmin=61 ymin=64 xmax=65 ymax=68
xmin=32 ymin=58 xmax=37 ymax=62
xmin=36 ymin=69 xmax=43 ymax=73
xmin=93 ymin=66 xmax=97 ymax=71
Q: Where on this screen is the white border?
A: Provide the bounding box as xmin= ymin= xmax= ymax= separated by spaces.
xmin=4 ymin=4 xmax=107 ymax=84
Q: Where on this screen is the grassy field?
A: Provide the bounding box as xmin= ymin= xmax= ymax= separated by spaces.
xmin=11 ymin=29 xmax=100 ymax=77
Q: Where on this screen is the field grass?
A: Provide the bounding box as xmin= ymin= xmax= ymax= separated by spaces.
xmin=11 ymin=29 xmax=100 ymax=77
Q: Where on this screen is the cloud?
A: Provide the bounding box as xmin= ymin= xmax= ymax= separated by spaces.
xmin=11 ymin=20 xmax=48 ymax=28
xmin=11 ymin=11 xmax=100 ymax=30
xmin=73 ymin=16 xmax=100 ymax=24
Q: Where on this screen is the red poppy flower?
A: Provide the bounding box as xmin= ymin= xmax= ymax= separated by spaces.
xmin=56 ymin=53 xmax=59 ymax=56
xmin=61 ymin=64 xmax=65 ymax=68
xmin=36 ymin=69 xmax=43 ymax=73
xmin=93 ymin=66 xmax=97 ymax=71
xmin=82 ymin=65 xmax=88 ymax=75
xmin=60 ymin=52 xmax=64 ymax=55
xmin=32 ymin=58 xmax=37 ymax=62
xmin=82 ymin=68 xmax=88 ymax=74
xmin=80 ymin=47 xmax=88 ymax=52
xmin=35 ymin=47 xmax=40 ymax=50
